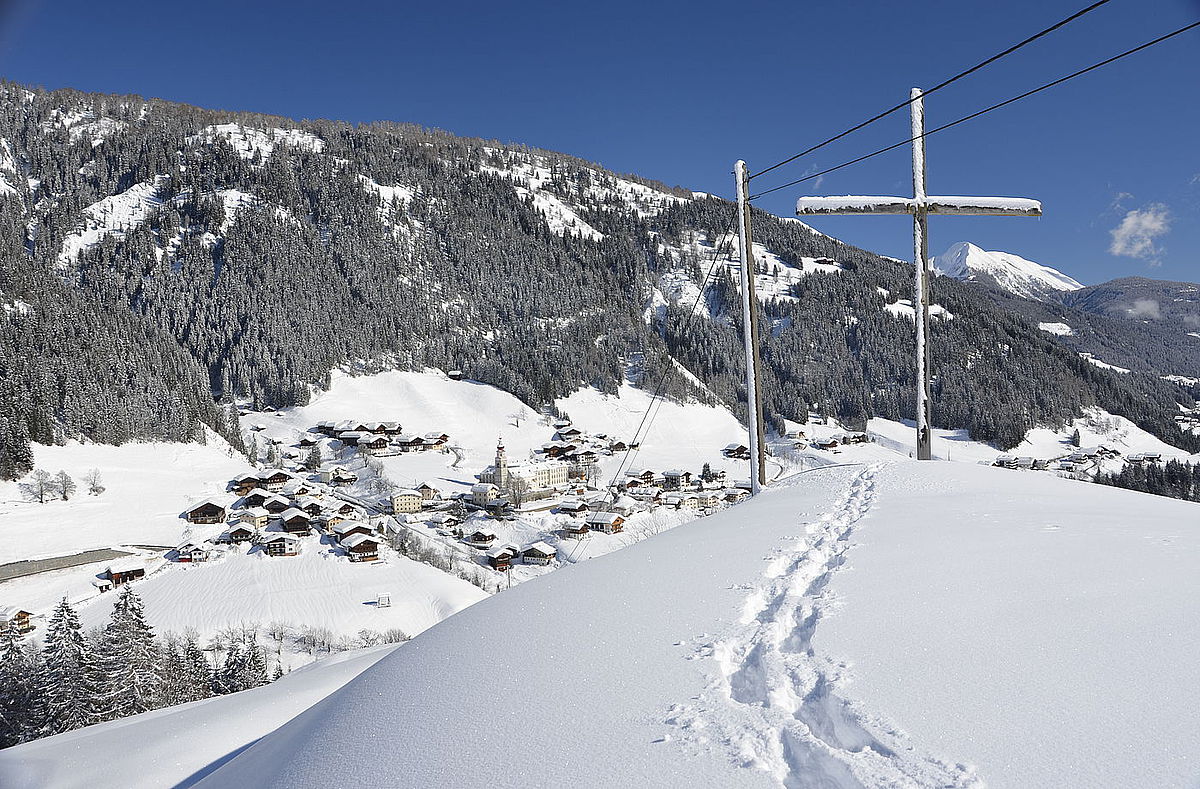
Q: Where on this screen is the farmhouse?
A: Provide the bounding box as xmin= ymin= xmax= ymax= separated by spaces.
xmin=415 ymin=482 xmax=442 ymax=502
xmin=279 ymin=508 xmax=313 ymax=534
xmin=556 ymin=497 xmax=588 ymax=516
xmin=241 ymin=488 xmax=273 ymax=507
xmin=258 ymin=469 xmax=293 ymax=491
xmin=465 ymin=529 xmax=498 ymax=547
xmin=520 ymin=541 xmax=556 ymax=565
xmin=340 ymin=533 xmax=380 ymax=562
xmin=486 ymin=544 xmax=518 ymax=571
xmin=101 ymin=564 xmax=145 ymax=587
xmin=227 ymin=525 xmax=255 ymax=543
xmin=0 ymin=607 xmax=34 ymax=635
xmin=184 ymin=500 xmax=227 ymax=525
xmin=263 ymin=495 xmax=291 ymax=514
xmin=231 ymin=473 xmax=261 ymax=495
xmin=295 ymin=497 xmax=325 ymax=516
xmin=585 ymin=511 xmax=625 ymax=534
xmin=562 ymin=520 xmax=589 ymax=538
xmin=262 ymin=534 xmax=301 ymax=557
xmin=358 ymin=434 xmax=391 ymax=455
xmin=723 ymin=443 xmax=750 ymax=459
xmin=332 ymin=520 xmax=374 ymax=540
xmin=395 ymin=434 xmax=426 ymax=452
xmin=391 ymin=490 xmax=423 ymax=514
xmin=175 ymin=542 xmax=211 ymax=563
xmin=813 ymin=438 xmax=840 ymax=450
xmin=423 ymin=432 xmax=450 ymax=447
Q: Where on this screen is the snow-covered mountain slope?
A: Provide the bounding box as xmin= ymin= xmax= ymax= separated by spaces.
xmin=32 ymin=461 xmax=1192 ymax=789
xmin=933 ymin=241 xmax=1082 ymax=301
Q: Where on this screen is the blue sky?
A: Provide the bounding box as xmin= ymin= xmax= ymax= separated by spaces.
xmin=0 ymin=0 xmax=1196 ymax=285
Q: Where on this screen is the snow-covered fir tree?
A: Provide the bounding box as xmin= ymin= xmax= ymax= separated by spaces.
xmin=0 ymin=622 xmax=34 ymax=747
xmin=36 ymin=598 xmax=99 ymax=736
xmin=96 ymin=585 xmax=162 ymax=719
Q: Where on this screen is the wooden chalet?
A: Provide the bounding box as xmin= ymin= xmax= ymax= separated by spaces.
xmin=0 ymin=607 xmax=34 ymax=635
xmin=520 ymin=541 xmax=556 ymax=565
xmin=185 ymin=500 xmax=227 ymax=525
xmin=562 ymin=520 xmax=589 ymax=538
xmin=258 ymin=469 xmax=292 ymax=491
xmin=332 ymin=520 xmax=373 ymax=540
xmin=241 ymin=488 xmax=273 ymax=507
xmin=840 ymin=431 xmax=870 ymax=444
xmin=338 ymin=431 xmax=366 ymax=446
xmin=280 ymin=508 xmax=313 ymax=534
xmin=227 ymin=524 xmax=255 ymax=543
xmin=395 ymin=434 xmax=426 ymax=452
xmin=358 ymin=434 xmax=391 ymax=454
xmin=263 ymin=533 xmax=301 ymax=557
xmin=296 ymin=497 xmax=325 ymax=516
xmin=813 ymin=438 xmax=840 ymax=450
xmin=465 ymin=529 xmax=498 ymax=547
xmin=723 ymin=443 xmax=750 ymax=459
xmin=341 ymin=533 xmax=380 ymax=562
xmin=263 ymin=495 xmax=291 ymax=514
xmin=555 ymin=426 xmax=583 ymax=441
xmin=102 ymin=565 xmax=146 ymax=586
xmin=297 ymin=435 xmax=320 ymax=447
xmin=379 ymin=421 xmax=404 ymax=435
xmin=423 ymin=432 xmax=450 ymax=447
xmin=608 ymin=440 xmax=628 ymax=452
xmin=315 ymin=420 xmax=338 ymax=435
xmin=447 ymin=369 xmax=464 ymax=381
xmin=556 ymin=498 xmax=588 ymax=516
xmin=231 ymin=473 xmax=262 ymax=495
xmin=585 ymin=511 xmax=625 ymax=534
xmin=486 ymin=544 xmax=518 ymax=571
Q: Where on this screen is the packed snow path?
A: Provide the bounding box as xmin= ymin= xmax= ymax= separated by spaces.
xmin=683 ymin=465 xmax=977 ymax=788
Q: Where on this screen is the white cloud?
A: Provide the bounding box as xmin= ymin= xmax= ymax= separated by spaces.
xmin=1124 ymin=299 xmax=1161 ymax=319
xmin=1108 ymin=203 xmax=1170 ymax=264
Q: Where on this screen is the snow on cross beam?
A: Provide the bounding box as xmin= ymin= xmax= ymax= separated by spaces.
xmin=794 ymin=195 xmax=1042 ymax=216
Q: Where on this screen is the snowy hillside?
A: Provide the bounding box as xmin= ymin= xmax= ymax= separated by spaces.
xmin=933 ymin=241 xmax=1082 ymax=301
xmin=12 ymin=461 xmax=1197 ymax=788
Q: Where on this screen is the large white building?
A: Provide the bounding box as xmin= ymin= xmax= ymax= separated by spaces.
xmin=478 ymin=439 xmax=569 ymax=496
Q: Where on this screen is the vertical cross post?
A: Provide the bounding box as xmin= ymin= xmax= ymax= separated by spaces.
xmin=910 ymin=88 xmax=933 ymax=459
xmin=735 ymin=160 xmax=768 ymax=493
xmin=795 ymin=88 xmax=1041 ymax=460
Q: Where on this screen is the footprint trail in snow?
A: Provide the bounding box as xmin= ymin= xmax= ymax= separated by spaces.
xmin=667 ymin=464 xmax=980 ymax=788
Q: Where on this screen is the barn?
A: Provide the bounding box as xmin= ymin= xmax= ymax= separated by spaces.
xmin=520 ymin=542 xmax=557 ymax=565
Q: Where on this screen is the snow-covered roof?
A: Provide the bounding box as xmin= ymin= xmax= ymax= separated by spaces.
xmin=522 ymin=541 xmax=556 ymax=557
xmin=340 ymin=533 xmax=378 ymax=549
xmin=279 ymin=507 xmax=309 ymax=520
xmin=394 ymin=489 xmax=421 ymax=498
xmin=585 ymin=511 xmax=622 ymax=525
xmin=485 ymin=543 xmax=518 ymax=559
xmin=333 ymin=520 xmax=370 ymax=534
xmin=470 ymin=483 xmax=497 ymax=493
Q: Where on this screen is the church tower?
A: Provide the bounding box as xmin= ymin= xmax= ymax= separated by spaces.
xmin=494 ymin=437 xmax=509 ymax=490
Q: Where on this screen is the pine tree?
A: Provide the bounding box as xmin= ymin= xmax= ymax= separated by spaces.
xmin=37 ymin=598 xmax=99 ymax=735
xmin=181 ymin=635 xmax=215 ymax=701
xmin=304 ymin=445 xmax=322 ymax=471
xmin=97 ymin=585 xmax=162 ymax=719
xmin=0 ymin=622 xmax=33 ymax=747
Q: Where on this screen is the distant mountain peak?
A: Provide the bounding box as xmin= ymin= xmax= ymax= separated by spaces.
xmin=933 ymin=241 xmax=1082 ymax=301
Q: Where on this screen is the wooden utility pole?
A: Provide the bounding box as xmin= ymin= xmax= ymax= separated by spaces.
xmin=795 ymin=88 xmax=1041 ymax=460
xmin=735 ymin=160 xmax=768 ymax=493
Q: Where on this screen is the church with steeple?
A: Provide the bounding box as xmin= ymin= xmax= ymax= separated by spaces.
xmin=477 ymin=436 xmax=569 ymax=499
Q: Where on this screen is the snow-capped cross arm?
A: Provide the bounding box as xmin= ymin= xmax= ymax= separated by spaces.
xmin=794 ymin=195 xmax=1041 ymax=216
xmin=792 ymin=88 xmax=1041 ymax=461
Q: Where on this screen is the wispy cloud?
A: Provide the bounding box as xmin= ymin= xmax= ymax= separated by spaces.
xmin=1108 ymin=203 xmax=1170 ymax=266
xmin=1124 ymin=298 xmax=1161 ymax=319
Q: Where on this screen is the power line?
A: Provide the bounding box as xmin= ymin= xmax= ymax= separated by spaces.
xmin=749 ymin=19 xmax=1200 ymax=201
xmin=602 ymin=212 xmax=738 ymax=497
xmin=748 ymin=0 xmax=1114 ymax=181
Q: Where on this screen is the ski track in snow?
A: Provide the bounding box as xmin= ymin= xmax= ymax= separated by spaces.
xmin=672 ymin=465 xmax=979 ymax=788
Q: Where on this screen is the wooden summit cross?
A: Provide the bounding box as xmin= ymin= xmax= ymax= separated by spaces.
xmin=796 ymin=88 xmax=1041 ymax=460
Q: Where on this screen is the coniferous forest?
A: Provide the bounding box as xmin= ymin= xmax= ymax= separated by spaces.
xmin=1 ymin=81 xmax=1197 ymax=480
